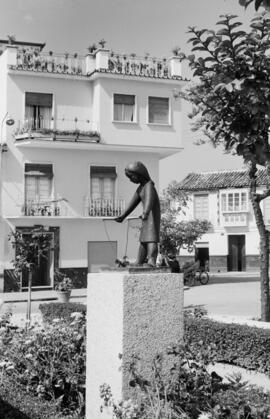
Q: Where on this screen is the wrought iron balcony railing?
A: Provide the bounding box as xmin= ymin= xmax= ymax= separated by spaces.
xmin=84 ymin=197 xmax=125 ymax=217
xmin=23 ymin=196 xmax=69 ymax=217
xmin=15 ymin=118 xmax=100 ymax=142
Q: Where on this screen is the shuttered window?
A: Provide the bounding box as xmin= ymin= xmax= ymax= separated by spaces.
xmin=25 ymin=164 xmax=53 ymax=203
xmin=25 ymin=92 xmax=53 ymax=130
xmin=148 ymin=96 xmax=169 ymax=124
xmin=194 ymin=194 xmax=209 ymax=220
xmin=90 ymin=166 xmax=116 ymax=200
xmin=113 ymin=94 xmax=135 ymax=122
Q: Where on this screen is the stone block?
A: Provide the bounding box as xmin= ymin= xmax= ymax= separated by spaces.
xmin=86 ymin=270 xmax=183 ymax=418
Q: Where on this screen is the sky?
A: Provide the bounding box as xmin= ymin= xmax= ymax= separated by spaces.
xmin=0 ymin=0 xmax=258 ymax=190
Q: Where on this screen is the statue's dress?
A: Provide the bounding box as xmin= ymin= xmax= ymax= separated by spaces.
xmin=136 ymin=180 xmax=160 ymax=243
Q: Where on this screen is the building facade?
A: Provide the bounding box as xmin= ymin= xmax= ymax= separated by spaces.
xmin=177 ymin=170 xmax=270 ymax=272
xmin=0 ymin=40 xmax=184 ymax=292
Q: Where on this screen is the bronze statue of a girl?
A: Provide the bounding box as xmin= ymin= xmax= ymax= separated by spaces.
xmin=115 ymin=161 xmax=160 ymax=267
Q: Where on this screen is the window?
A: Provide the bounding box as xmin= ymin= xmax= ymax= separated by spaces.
xmin=113 ymin=94 xmax=135 ymax=122
xmin=194 ymin=194 xmax=209 ymax=220
xmin=221 ymin=192 xmax=247 ymax=212
xmin=148 ymin=96 xmax=169 ymax=124
xmin=25 ymin=164 xmax=53 ymax=204
xmin=90 ymin=166 xmax=117 ymax=201
xmin=25 ymin=92 xmax=53 ymax=130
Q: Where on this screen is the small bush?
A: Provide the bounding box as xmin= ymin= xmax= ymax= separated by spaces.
xmin=185 ymin=314 xmax=270 ymax=374
xmin=39 ymin=302 xmax=86 ymax=324
xmin=0 ymin=312 xmax=86 ymax=417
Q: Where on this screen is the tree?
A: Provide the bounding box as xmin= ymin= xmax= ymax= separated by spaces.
xmin=180 ymin=13 xmax=270 ymax=320
xmin=238 ymin=0 xmax=270 ymax=10
xmin=160 ymin=182 xmax=211 ymax=255
xmin=9 ymin=226 xmax=52 ymax=323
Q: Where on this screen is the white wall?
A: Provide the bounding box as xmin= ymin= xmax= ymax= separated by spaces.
xmin=96 ymin=77 xmax=182 ymax=150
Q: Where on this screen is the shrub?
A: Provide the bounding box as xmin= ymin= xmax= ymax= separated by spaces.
xmin=0 ymin=374 xmax=58 ymax=418
xmin=39 ymin=302 xmax=86 ymax=324
xmin=184 ymin=314 xmax=270 ymax=374
xmin=0 ymin=312 xmax=86 ymax=417
xmin=100 ymin=345 xmax=270 ymax=418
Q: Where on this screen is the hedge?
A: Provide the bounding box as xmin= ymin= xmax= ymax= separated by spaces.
xmin=39 ymin=302 xmax=86 ymax=324
xmin=185 ymin=314 xmax=270 ymax=375
xmin=0 ymin=374 xmax=58 ymax=419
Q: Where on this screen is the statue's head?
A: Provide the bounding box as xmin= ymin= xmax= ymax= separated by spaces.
xmin=125 ymin=161 xmax=151 ymax=184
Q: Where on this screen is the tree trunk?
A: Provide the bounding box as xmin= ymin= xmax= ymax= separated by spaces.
xmin=249 ymin=168 xmax=270 ymax=322
xmin=26 ymin=268 xmax=32 ymax=324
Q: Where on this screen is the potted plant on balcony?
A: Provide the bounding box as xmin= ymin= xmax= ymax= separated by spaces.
xmin=54 ymin=269 xmax=72 ymax=303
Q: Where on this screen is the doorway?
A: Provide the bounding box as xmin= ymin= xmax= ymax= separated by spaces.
xmin=228 ymin=235 xmax=246 ymax=271
xmin=196 ymin=247 xmax=209 ymax=270
xmin=88 ymin=241 xmax=117 ymax=273
xmin=21 ymin=232 xmax=54 ymax=288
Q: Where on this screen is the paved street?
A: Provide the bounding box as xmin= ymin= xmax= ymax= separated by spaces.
xmin=184 ymin=274 xmax=261 ymax=320
xmin=0 ymin=274 xmax=263 ymax=326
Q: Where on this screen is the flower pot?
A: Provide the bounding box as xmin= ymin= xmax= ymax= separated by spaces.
xmin=57 ymin=290 xmax=71 ymax=303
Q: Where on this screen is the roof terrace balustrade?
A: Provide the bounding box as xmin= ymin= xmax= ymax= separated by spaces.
xmin=5 ymin=46 xmax=182 ymax=79
xmin=106 ymin=54 xmax=172 ymax=78
xmin=10 ymin=49 xmax=86 ymax=76
xmin=84 ymin=197 xmax=125 ymax=217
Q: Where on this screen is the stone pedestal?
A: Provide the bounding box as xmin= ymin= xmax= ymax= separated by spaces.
xmin=86 ymin=269 xmax=184 ymax=419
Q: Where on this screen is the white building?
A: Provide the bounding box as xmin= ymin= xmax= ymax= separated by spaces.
xmin=0 ymin=39 xmax=184 ymax=292
xmin=177 ymin=170 xmax=270 ymax=272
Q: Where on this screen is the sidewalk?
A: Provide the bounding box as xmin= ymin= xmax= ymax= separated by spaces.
xmin=0 ymin=288 xmax=87 ymax=304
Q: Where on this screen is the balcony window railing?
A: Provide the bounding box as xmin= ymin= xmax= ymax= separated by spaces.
xmin=23 ymin=195 xmax=69 ymax=216
xmin=15 ymin=118 xmax=100 ymax=141
xmin=84 ymin=197 xmax=125 ymax=217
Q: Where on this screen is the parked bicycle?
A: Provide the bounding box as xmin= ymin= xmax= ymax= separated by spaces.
xmin=182 ymin=261 xmax=209 ymax=287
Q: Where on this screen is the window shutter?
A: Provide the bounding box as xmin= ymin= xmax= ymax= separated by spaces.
xmin=25 ymin=92 xmax=53 ymax=107
xmin=114 ymin=94 xmax=135 ymax=105
xmin=149 ymin=97 xmax=169 ymax=124
xmin=25 ymin=163 xmax=53 ymax=177
xmin=194 ymin=194 xmax=209 ymax=219
xmin=90 ymin=166 xmax=117 ymax=179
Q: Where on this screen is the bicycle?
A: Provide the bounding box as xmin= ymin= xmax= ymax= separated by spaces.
xmin=183 ymin=263 xmax=209 ymax=287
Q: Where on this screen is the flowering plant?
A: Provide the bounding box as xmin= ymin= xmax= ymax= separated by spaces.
xmin=54 ymin=269 xmax=72 ymax=292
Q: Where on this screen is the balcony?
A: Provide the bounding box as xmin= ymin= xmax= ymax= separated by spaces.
xmin=5 ymin=45 xmax=182 ymax=81
xmin=222 ymin=212 xmax=248 ymax=227
xmin=23 ymin=195 xmax=71 ymax=217
xmin=84 ymin=197 xmax=125 ymax=217
xmin=14 ymin=117 xmax=100 ymax=144
xmin=10 ymin=50 xmax=86 ymax=76
xmin=106 ymin=54 xmax=172 ymax=79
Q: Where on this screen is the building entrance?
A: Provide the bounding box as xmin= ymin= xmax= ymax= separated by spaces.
xmin=228 ymin=235 xmax=246 ymax=271
xmin=195 ymin=247 xmax=209 ymax=270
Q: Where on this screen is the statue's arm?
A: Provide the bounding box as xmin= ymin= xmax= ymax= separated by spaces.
xmin=141 ymin=182 xmax=155 ymax=220
xmin=115 ymin=191 xmax=141 ymax=222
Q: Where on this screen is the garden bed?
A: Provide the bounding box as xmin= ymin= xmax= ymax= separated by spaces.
xmin=185 ymin=313 xmax=270 ymax=375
